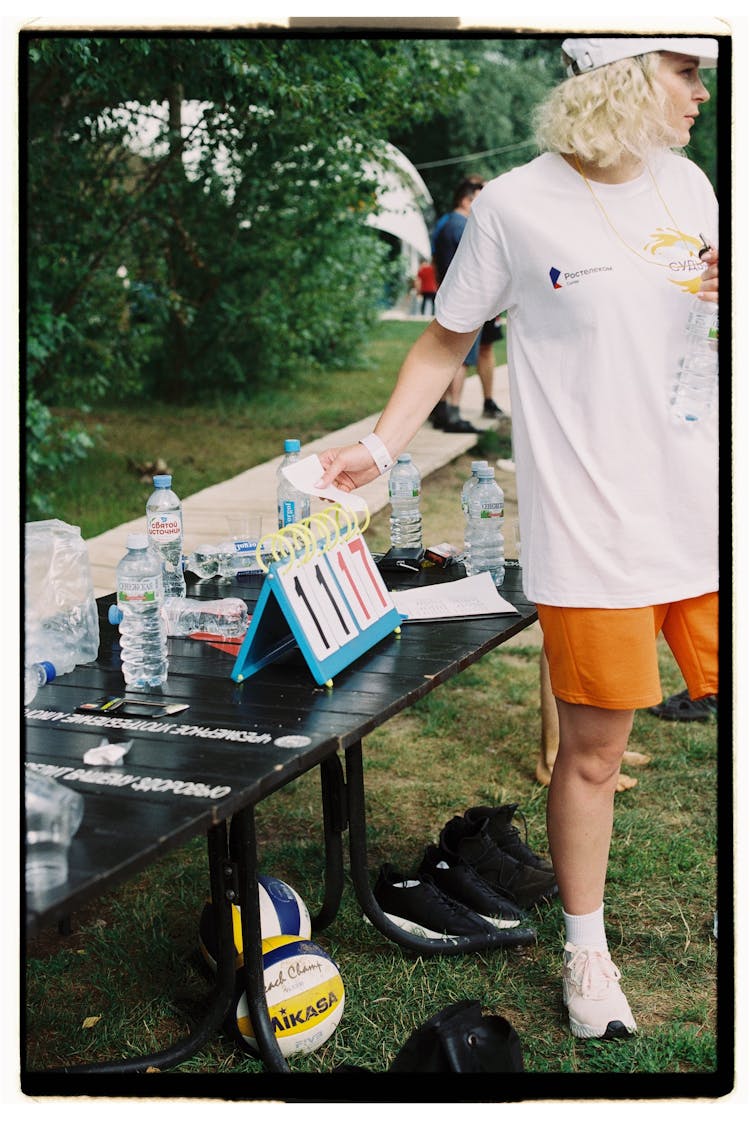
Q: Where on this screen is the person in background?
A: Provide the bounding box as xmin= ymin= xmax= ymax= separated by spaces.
xmin=477 ymin=315 xmax=505 ymax=419
xmin=318 ymin=37 xmax=719 ymax=1040
xmin=415 ymin=257 xmax=438 ymax=316
xmin=428 ymin=176 xmax=485 ymax=433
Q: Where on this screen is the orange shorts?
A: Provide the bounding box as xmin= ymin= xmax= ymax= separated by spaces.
xmin=536 ymin=592 xmax=718 ymax=710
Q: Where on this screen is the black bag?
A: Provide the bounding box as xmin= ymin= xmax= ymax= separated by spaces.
xmin=388 ymin=1000 xmax=524 ymax=1074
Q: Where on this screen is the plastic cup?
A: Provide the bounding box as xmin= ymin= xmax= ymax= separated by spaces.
xmin=25 ymin=770 xmax=84 ymax=894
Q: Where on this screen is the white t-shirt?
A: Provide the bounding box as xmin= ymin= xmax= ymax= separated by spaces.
xmin=435 ymin=151 xmax=719 ymax=608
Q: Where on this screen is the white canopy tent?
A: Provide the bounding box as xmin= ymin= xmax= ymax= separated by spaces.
xmin=364 ymin=142 xmax=433 ymax=277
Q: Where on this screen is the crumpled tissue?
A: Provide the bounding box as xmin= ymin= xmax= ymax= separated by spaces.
xmin=83 ymin=739 xmax=133 ymax=766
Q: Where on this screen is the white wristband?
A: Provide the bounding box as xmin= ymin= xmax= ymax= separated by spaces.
xmin=359 ymin=432 xmax=394 ymax=476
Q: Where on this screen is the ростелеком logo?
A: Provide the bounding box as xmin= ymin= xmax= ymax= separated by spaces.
xmin=549 ymin=267 xmax=563 ymax=289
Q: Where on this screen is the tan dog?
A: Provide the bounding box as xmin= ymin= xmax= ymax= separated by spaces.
xmin=535 ymin=649 xmax=650 ymax=793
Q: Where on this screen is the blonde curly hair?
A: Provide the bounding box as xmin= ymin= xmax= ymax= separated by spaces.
xmin=533 ymin=52 xmax=677 ymax=167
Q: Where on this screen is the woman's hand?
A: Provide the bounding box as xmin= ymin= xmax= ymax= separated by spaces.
xmin=317 ymin=444 xmax=380 ymax=492
xmin=698 ymin=246 xmax=718 ymax=303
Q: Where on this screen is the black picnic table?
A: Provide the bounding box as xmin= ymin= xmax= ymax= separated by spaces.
xmin=24 ymin=559 xmax=538 ymax=1079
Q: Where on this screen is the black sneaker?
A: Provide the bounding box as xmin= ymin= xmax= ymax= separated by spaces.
xmin=429 ymin=401 xmax=449 ymax=429
xmin=372 ymin=864 xmax=499 ymax=940
xmin=482 ymin=399 xmax=505 ymax=418
xmin=417 ymin=845 xmax=526 ymax=930
xmin=464 ymin=804 xmax=554 ymax=872
xmin=442 ymin=417 xmax=481 ymax=434
xmin=438 ymin=816 xmax=557 ymax=909
xmin=647 ymin=689 xmax=717 ymax=722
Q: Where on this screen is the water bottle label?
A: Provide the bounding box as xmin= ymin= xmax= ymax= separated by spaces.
xmin=118 ymin=575 xmax=161 ymax=603
xmin=232 ymin=539 xmax=256 ymax=553
xmin=480 ymin=502 xmax=504 ymax=519
xmin=280 ymin=499 xmax=297 ymax=526
xmin=687 ymin=305 xmax=719 ymax=341
xmin=147 ymin=513 xmax=182 ymax=542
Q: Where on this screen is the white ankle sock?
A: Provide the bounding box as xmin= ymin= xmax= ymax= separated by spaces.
xmin=563 ymin=904 xmax=607 ymax=952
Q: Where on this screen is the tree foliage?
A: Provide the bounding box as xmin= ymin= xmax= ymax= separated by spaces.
xmin=390 ymin=36 xmax=564 ymax=215
xmin=24 ymin=33 xmax=471 ymax=513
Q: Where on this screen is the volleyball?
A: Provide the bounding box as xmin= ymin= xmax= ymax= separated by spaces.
xmin=198 ymin=875 xmax=311 ymax=972
xmin=231 ymin=935 xmax=345 ymax=1057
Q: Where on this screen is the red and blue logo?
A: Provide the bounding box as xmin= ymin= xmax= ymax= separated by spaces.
xmin=549 ymin=267 xmax=563 ymax=289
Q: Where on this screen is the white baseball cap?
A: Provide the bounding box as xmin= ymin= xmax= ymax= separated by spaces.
xmin=562 ymin=37 xmax=719 ymax=77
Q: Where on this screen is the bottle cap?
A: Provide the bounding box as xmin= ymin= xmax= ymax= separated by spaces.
xmin=396 ymin=453 xmax=412 ymax=463
xmin=108 ymin=604 xmax=124 ymax=625
xmin=126 ymin=533 xmax=149 ymax=550
xmin=39 ymin=661 xmax=56 ymax=683
xmin=284 ymin=439 xmax=301 ymax=453
xmin=477 ymin=466 xmax=495 ymax=478
xmin=153 ymin=474 xmax=172 ymax=487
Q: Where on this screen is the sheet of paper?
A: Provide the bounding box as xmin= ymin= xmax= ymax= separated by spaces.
xmin=282 ymin=453 xmax=368 ymax=514
xmin=389 ymin=571 xmax=519 ymax=621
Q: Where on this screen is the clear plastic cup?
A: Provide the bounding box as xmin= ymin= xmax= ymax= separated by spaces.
xmin=25 ymin=770 xmax=84 ymax=894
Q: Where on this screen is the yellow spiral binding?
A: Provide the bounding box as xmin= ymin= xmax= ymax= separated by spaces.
xmin=255 ymin=501 xmax=371 ymax=573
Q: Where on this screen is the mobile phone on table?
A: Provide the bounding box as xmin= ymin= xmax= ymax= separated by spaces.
xmin=75 ymin=695 xmax=189 ymax=717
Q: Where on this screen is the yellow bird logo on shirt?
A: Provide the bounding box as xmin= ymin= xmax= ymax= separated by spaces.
xmin=643 ymin=228 xmax=707 ymax=294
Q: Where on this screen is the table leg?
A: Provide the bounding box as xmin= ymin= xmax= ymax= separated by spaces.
xmin=50 ymin=822 xmax=239 ymax=1074
xmin=310 ymin=752 xmax=347 ymax=932
xmin=230 ymin=809 xmax=290 ymax=1072
xmin=344 ymin=741 xmax=537 ymax=956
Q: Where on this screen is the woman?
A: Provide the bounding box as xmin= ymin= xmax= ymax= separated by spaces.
xmin=318 ymin=37 xmax=719 ymax=1039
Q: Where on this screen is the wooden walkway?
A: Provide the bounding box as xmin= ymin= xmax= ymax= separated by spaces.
xmin=85 ymin=371 xmax=510 ymax=597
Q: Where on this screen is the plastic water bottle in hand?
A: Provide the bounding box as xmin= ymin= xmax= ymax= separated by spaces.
xmin=671 ymin=238 xmax=718 ymax=423
xmin=671 ymin=296 xmax=718 ymax=422
xmin=388 ymin=453 xmax=423 ymax=548
xmin=466 ymin=465 xmax=505 ymax=586
xmin=25 ymin=661 xmax=56 ymax=705
xmin=146 ymin=474 xmax=186 ymax=596
xmin=112 ymin=534 xmax=168 ymax=688
xmin=277 ymin=439 xmax=311 ymax=528
xmin=162 ymin=597 xmax=248 ymax=637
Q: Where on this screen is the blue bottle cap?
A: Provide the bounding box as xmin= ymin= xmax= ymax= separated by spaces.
xmin=40 ymin=661 xmax=56 ymax=683
xmin=108 ymin=604 xmax=124 ymax=625
xmin=283 ymin=439 xmax=301 ymax=453
xmin=153 ymin=474 xmax=172 ymax=487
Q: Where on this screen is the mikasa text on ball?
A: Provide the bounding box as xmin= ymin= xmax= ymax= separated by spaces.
xmin=233 ymin=936 xmax=345 ymax=1057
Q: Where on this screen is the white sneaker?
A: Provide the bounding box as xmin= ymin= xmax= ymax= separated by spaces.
xmin=562 ymin=942 xmax=637 ymax=1039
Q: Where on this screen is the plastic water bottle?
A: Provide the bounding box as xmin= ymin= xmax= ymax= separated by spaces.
xmin=277 ymin=439 xmax=311 ymax=528
xmin=461 ymin=460 xmax=488 ymax=573
xmin=162 ymin=597 xmax=248 ymax=637
xmin=671 ymin=296 xmax=719 ymax=422
xmin=216 ymin=539 xmax=264 ymax=578
xmin=184 ymin=544 xmax=221 ymax=580
xmin=111 ymin=534 xmax=168 ymax=688
xmin=146 ymin=474 xmax=186 ymax=597
xmin=466 ymin=466 xmax=505 ymax=586
xmin=25 ymin=661 xmax=56 ymax=705
xmin=388 ymin=453 xmax=423 ymax=548
xmin=461 ymin=461 xmax=489 ymax=515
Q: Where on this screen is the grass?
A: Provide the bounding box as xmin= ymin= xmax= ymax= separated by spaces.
xmin=23 ymin=319 xmax=726 ymax=1097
